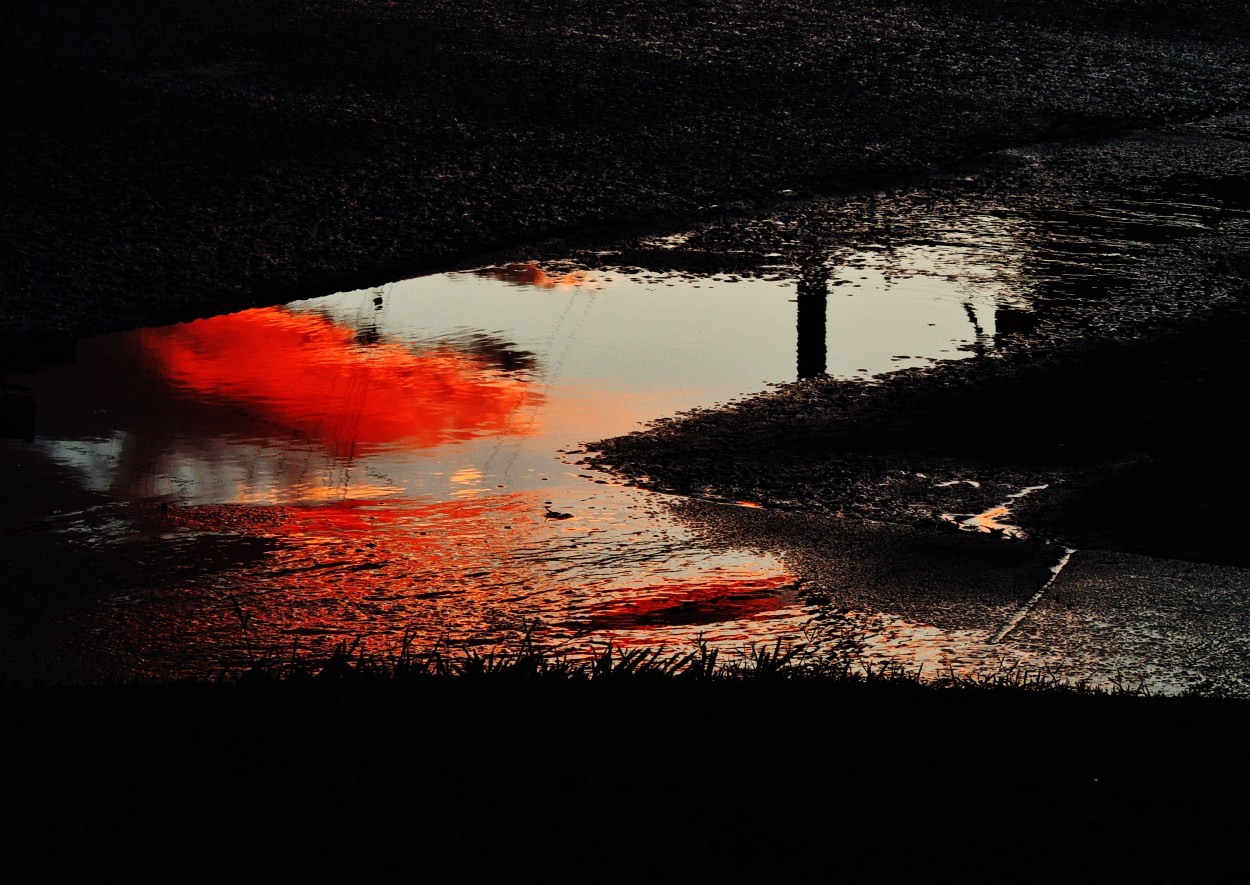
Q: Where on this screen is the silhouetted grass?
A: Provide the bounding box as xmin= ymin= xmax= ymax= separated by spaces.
xmin=4 ymin=626 xmax=1248 ymax=880
xmin=217 ymin=621 xmax=1133 ymax=703
xmin=0 ymin=614 xmax=1235 ymax=878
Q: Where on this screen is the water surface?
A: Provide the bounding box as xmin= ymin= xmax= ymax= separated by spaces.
xmin=3 ymin=171 xmax=1246 ymax=687
xmin=1 ymin=243 xmax=1018 ymax=680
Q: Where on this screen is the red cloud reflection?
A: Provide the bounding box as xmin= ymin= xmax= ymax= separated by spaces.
xmin=135 ymin=307 xmax=538 ymax=454
xmin=575 ymin=573 xmax=798 ymax=631
xmin=149 ymin=496 xmax=800 ymax=664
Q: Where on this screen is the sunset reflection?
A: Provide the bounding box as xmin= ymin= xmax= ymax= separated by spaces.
xmin=478 ymin=262 xmax=594 ymax=289
xmin=10 ymin=175 xmax=1237 ymax=693
xmin=7 ymin=253 xmax=1034 ymax=685
xmin=135 ymin=307 xmax=539 ymax=455
xmin=574 ymin=573 xmax=798 ymax=630
xmin=8 ymin=251 xmax=1024 ymax=684
xmin=122 ymin=493 xmax=803 ymax=674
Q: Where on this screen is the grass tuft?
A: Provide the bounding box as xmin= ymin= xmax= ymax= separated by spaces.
xmin=217 ymin=619 xmax=1128 ymax=695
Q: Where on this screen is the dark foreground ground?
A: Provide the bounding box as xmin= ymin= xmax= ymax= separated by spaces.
xmin=6 ymin=0 xmax=1250 ymax=875
xmin=5 ymin=673 xmax=1250 ymax=878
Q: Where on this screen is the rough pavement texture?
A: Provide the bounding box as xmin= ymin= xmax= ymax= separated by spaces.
xmin=4 ymin=0 xmax=1250 ymax=341
xmin=585 ymin=120 xmax=1250 ymax=569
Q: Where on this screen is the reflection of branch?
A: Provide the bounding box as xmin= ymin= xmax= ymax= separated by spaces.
xmin=337 ymin=294 xmax=539 ymax=375
xmin=452 ymin=332 xmax=539 ymax=375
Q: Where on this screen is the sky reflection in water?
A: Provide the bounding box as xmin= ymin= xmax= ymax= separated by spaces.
xmin=4 ymin=244 xmax=1025 ymax=681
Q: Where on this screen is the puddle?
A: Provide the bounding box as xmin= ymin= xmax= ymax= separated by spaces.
xmin=2 ymin=161 xmax=1248 ymax=686
xmin=0 ymin=248 xmax=1022 ymax=681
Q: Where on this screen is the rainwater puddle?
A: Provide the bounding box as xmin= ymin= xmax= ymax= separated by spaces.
xmin=0 ymin=249 xmax=1017 ymax=681
xmin=3 ymin=161 xmax=1247 ymax=687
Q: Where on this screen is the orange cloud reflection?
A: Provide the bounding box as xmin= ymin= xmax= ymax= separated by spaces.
xmin=135 ymin=307 xmax=538 ymax=455
xmin=481 ymin=262 xmax=593 ymax=289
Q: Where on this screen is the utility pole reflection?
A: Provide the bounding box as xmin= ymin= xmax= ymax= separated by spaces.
xmin=796 ymin=265 xmax=829 ymax=379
